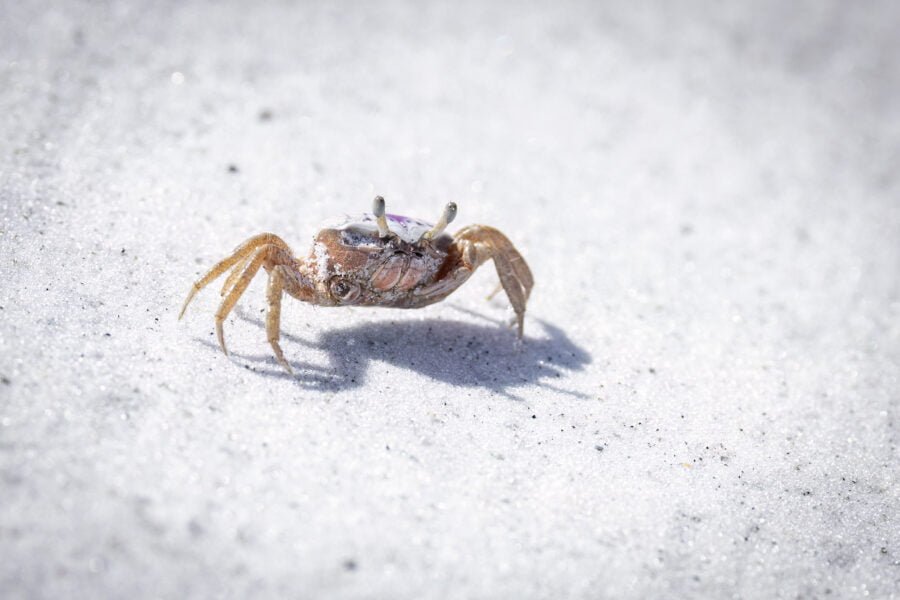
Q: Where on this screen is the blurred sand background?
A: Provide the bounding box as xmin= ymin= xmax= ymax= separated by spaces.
xmin=1 ymin=1 xmax=899 ymax=598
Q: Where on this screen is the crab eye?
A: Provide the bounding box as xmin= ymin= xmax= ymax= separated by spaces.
xmin=329 ymin=278 xmax=360 ymax=303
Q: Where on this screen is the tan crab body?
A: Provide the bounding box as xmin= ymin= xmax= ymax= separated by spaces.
xmin=179 ymin=197 xmax=533 ymax=373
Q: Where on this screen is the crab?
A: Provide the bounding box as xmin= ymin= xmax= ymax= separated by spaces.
xmin=179 ymin=196 xmax=534 ymax=373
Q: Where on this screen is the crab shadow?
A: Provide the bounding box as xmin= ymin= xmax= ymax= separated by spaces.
xmin=207 ymin=309 xmax=591 ymax=399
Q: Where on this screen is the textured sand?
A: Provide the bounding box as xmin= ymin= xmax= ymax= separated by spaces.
xmin=1 ymin=1 xmax=899 ymax=598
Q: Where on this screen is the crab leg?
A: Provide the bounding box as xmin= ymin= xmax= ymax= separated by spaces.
xmin=485 ymin=282 xmax=503 ymax=301
xmin=213 ymin=244 xmax=292 ymax=355
xmin=456 ymin=225 xmax=534 ymax=336
xmin=412 ymin=224 xmax=533 ymax=335
xmin=180 ymin=252 xmax=246 ymax=320
xmin=493 ymin=253 xmax=528 ymax=337
xmin=179 ymin=233 xmax=293 ymax=319
xmin=266 ymin=265 xmax=293 ymax=374
xmin=220 ymin=254 xmax=252 ymax=297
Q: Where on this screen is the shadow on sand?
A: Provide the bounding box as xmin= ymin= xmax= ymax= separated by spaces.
xmin=199 ymin=307 xmax=591 ymax=399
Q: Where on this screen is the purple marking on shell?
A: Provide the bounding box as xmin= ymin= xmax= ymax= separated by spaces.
xmin=386 ymin=213 xmax=425 ymax=225
xmin=333 ymin=212 xmax=437 ymax=244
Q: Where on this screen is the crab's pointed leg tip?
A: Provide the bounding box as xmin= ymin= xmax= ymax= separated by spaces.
xmin=216 ymin=324 xmax=228 ymax=356
xmin=178 ymin=288 xmax=198 ymax=320
xmin=485 ymin=282 xmax=503 ymax=301
xmin=512 ymin=325 xmax=525 ymax=349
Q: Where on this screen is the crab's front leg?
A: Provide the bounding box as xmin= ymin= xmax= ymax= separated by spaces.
xmin=419 ymin=225 xmax=534 ymax=336
xmin=179 ymin=233 xmax=315 ymax=374
xmin=265 ymin=265 xmax=292 ymax=373
xmin=178 ymin=233 xmax=294 ymax=320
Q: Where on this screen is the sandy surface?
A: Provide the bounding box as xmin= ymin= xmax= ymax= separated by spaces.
xmin=2 ymin=1 xmax=899 ymax=598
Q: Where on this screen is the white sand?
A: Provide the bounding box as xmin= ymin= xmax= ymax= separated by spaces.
xmin=1 ymin=1 xmax=899 ymax=598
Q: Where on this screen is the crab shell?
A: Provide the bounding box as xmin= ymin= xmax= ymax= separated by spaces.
xmin=308 ymin=213 xmax=455 ymax=307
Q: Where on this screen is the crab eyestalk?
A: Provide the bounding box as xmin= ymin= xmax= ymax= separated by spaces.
xmin=372 ymin=196 xmax=391 ymax=238
xmin=422 ymin=202 xmax=457 ymax=240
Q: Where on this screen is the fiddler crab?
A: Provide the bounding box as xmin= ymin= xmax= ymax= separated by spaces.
xmin=179 ymin=196 xmax=534 ymax=373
